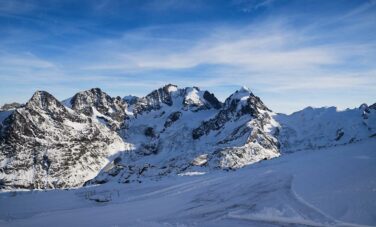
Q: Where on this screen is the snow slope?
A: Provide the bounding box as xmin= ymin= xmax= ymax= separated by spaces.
xmin=1 ymin=139 xmax=375 ymax=227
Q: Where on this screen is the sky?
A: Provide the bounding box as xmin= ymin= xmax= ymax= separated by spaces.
xmin=0 ymin=0 xmax=375 ymax=113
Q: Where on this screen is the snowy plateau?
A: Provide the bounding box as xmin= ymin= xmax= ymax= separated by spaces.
xmin=0 ymin=84 xmax=375 ymax=227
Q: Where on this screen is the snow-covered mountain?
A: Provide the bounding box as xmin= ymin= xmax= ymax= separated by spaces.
xmin=87 ymin=85 xmax=280 ymax=185
xmin=0 ymin=85 xmax=375 ymax=190
xmin=0 ymin=91 xmax=127 ymax=189
xmin=276 ymin=104 xmax=376 ymax=152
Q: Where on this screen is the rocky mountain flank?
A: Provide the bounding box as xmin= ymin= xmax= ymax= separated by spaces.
xmin=0 ymin=91 xmax=125 ymax=189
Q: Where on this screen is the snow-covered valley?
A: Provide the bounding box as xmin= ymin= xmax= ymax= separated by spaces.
xmin=1 ymin=139 xmax=375 ymax=226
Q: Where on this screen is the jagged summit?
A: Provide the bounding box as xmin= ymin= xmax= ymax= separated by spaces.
xmin=69 ymin=87 xmax=122 ymax=113
xmin=227 ymin=86 xmax=253 ymax=101
xmin=24 ymin=91 xmax=71 ymax=123
xmin=26 ymin=91 xmax=65 ymax=111
xmin=131 ymin=84 xmax=223 ymax=114
xmin=130 ymin=84 xmax=178 ymax=114
xmin=64 ymin=88 xmax=128 ymax=130
xmin=164 ymin=83 xmax=178 ymax=93
xmin=182 ymin=86 xmax=222 ymax=110
xmin=222 ymin=86 xmax=271 ymax=118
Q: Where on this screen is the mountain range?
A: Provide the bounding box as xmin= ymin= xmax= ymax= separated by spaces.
xmin=0 ymin=84 xmax=375 ymax=190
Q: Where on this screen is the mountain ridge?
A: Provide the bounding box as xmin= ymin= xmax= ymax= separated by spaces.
xmin=0 ymin=85 xmax=375 ymax=190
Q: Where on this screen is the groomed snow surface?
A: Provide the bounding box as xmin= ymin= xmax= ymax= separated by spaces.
xmin=1 ymin=139 xmax=375 ymax=227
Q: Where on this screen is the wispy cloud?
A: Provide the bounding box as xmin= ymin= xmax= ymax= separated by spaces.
xmin=68 ymin=17 xmax=375 ymax=92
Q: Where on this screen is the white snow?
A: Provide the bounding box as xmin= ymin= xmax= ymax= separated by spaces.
xmin=192 ymin=154 xmax=208 ymax=166
xmin=63 ymin=120 xmax=86 ymax=131
xmin=166 ymin=84 xmax=178 ymax=93
xmin=1 ymin=139 xmax=375 ymax=226
xmin=184 ymin=87 xmax=201 ymax=105
xmin=231 ymin=90 xmax=251 ymax=102
xmin=178 ymin=171 xmax=206 ymax=176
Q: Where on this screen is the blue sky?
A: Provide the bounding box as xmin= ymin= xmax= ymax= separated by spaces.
xmin=0 ymin=0 xmax=375 ymax=113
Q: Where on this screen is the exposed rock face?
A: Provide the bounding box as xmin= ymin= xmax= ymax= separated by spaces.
xmin=203 ymin=91 xmax=222 ymax=109
xmin=132 ymin=84 xmax=178 ymax=115
xmin=132 ymin=85 xmax=223 ymax=115
xmin=0 ymin=91 xmax=125 ymax=189
xmin=192 ymin=87 xmax=274 ymax=140
xmin=164 ymin=111 xmax=182 ymax=128
xmin=182 ymin=87 xmax=222 ymax=111
xmin=65 ymin=88 xmax=128 ymax=130
xmin=192 ymin=86 xmax=279 ymax=168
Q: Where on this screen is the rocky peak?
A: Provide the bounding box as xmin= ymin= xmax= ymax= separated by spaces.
xmin=147 ymin=84 xmax=179 ymax=106
xmin=71 ymin=88 xmax=110 ymax=113
xmin=132 ymin=84 xmax=180 ymax=115
xmin=224 ymin=86 xmax=252 ymax=108
xmin=26 ymin=91 xmax=65 ymax=111
xmin=192 ymin=87 xmax=273 ymax=140
xmin=223 ymin=86 xmax=271 ymax=118
xmin=69 ymin=88 xmax=127 ymax=124
xmin=24 ymin=91 xmax=69 ymax=122
xmin=0 ymin=102 xmax=22 ymax=111
xmin=203 ymin=91 xmax=222 ymax=109
xmin=164 ymin=84 xmax=179 ymax=93
xmin=182 ymin=87 xmax=222 ymax=111
xmin=132 ymin=84 xmax=222 ymax=114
